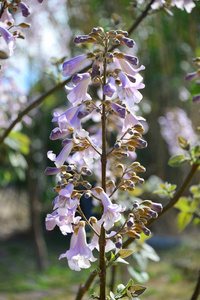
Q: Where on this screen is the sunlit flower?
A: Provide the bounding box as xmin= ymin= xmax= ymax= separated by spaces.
xmin=63 ymin=54 xmax=88 ymax=77
xmin=0 ymin=23 xmax=16 ymax=56
xmin=122 ymin=111 xmax=145 ymax=132
xmin=66 ymin=72 xmax=91 ymax=106
xmin=89 ymin=219 xmax=116 ymax=252
xmin=47 ymin=139 xmax=74 ymax=167
xmin=118 ymin=71 xmax=145 ymax=107
xmin=93 ymin=190 xmax=126 ymax=230
xmin=103 ymin=76 xmax=117 ymax=97
xmin=110 ymin=102 xmax=126 ymax=119
xmin=19 ymin=2 xmax=31 ymax=17
xmin=59 ymin=222 xmax=96 ymax=271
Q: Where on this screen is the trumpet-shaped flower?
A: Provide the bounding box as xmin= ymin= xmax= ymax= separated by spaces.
xmin=103 ymin=76 xmax=117 ymax=98
xmin=89 ymin=220 xmax=116 ymax=252
xmin=59 ymin=222 xmax=96 ymax=271
xmin=66 ymin=73 xmax=91 ymax=106
xmin=118 ymin=71 xmax=145 ymax=108
xmin=46 ymin=206 xmax=81 ymax=235
xmin=110 ymin=102 xmax=126 ymax=119
xmin=47 ymin=139 xmax=74 ymax=168
xmin=122 ymin=111 xmax=145 ymax=132
xmin=51 ymin=103 xmax=90 ymax=136
xmin=0 ymin=23 xmax=16 ymax=56
xmin=19 ymin=2 xmax=31 ymax=17
xmin=63 ymin=54 xmax=88 ymax=77
xmin=53 ymin=183 xmax=76 ymax=212
xmin=93 ymin=190 xmax=126 ymax=230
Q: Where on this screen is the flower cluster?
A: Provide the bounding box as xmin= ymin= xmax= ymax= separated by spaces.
xmin=0 ymin=0 xmax=43 ymax=59
xmin=45 ymin=27 xmax=163 ymax=271
xmin=138 ymin=0 xmax=196 ymax=13
xmin=185 ymin=57 xmax=200 ymax=103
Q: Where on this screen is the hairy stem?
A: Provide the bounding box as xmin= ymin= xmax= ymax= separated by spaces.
xmin=99 ymin=39 xmax=108 ymax=300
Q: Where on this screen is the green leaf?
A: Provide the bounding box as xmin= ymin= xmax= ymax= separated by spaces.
xmin=117 ymin=249 xmax=133 ymax=259
xmin=168 ymin=155 xmax=190 ymax=167
xmin=193 ymin=217 xmax=200 ymax=226
xmin=128 ymin=267 xmax=149 ymax=284
xmin=128 ymin=284 xmax=147 ymax=296
xmin=177 ymin=212 xmax=193 ymax=230
xmin=174 ymin=197 xmax=191 ymax=212
xmin=117 ymin=284 xmax=125 ymax=294
xmin=109 ymin=291 xmax=115 ymax=300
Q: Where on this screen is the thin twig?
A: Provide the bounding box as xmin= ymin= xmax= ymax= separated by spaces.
xmin=191 ymin=270 xmax=200 ymax=300
xmin=77 ymin=204 xmax=100 ymax=237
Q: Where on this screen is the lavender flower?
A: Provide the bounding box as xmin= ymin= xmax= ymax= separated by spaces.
xmin=89 ymin=219 xmax=116 ymax=252
xmin=110 ymin=102 xmax=126 ymax=119
xmin=47 ymin=139 xmax=74 ymax=167
xmin=63 ymin=54 xmax=88 ymax=77
xmin=122 ymin=111 xmax=145 ymax=132
xmin=93 ymin=190 xmax=126 ymax=230
xmin=118 ymin=71 xmax=145 ymax=107
xmin=19 ymin=2 xmax=31 ymax=17
xmin=65 ymin=72 xmax=91 ymax=106
xmin=59 ymin=222 xmax=96 ymax=271
xmin=0 ymin=23 xmax=16 ymax=56
xmin=103 ymin=76 xmax=117 ymax=97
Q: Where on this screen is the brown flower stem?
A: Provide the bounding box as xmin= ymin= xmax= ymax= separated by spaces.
xmin=75 ymin=270 xmax=98 ymax=300
xmin=99 ymin=39 xmax=108 ymax=300
xmin=0 ymin=1 xmax=156 ymax=147
xmin=77 ymin=204 xmax=100 ymax=237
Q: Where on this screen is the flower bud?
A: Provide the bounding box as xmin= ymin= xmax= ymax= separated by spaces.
xmin=127 ymin=215 xmax=134 ymax=227
xmin=115 ymin=234 xmax=122 ymax=249
xmin=85 ymin=192 xmax=91 ymax=199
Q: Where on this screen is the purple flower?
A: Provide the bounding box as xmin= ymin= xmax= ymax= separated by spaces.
xmin=74 ymin=35 xmax=88 ymax=44
xmin=59 ymin=222 xmax=96 ymax=271
xmin=53 ymin=183 xmax=77 ymax=212
xmin=47 ymin=139 xmax=74 ymax=167
xmin=150 ymin=202 xmax=163 ymax=212
xmin=89 ymin=219 xmax=116 ymax=252
xmin=103 ymin=76 xmax=117 ymax=97
xmin=185 ymin=71 xmax=199 ymax=81
xmin=46 ymin=206 xmax=81 ymax=235
xmin=122 ymin=111 xmax=145 ymax=132
xmin=118 ymin=71 xmax=145 ymax=107
xmin=110 ymin=102 xmax=126 ymax=119
xmin=1 ymin=8 xmax=14 ymax=25
xmin=44 ymin=166 xmax=62 ymax=175
xmin=19 ymin=2 xmax=31 ymax=17
xmin=63 ymin=54 xmax=88 ymax=77
xmin=65 ymin=72 xmax=91 ymax=106
xmin=0 ymin=23 xmax=16 ymax=56
xmin=52 ymin=103 xmax=90 ymax=134
xmin=122 ymin=54 xmax=138 ymax=66
xmin=50 ymin=127 xmax=72 ymax=140
xmin=121 ymin=37 xmax=135 ymax=48
xmin=193 ymin=94 xmax=200 ymax=103
xmin=116 ymin=58 xmax=145 ymax=81
xmin=93 ymin=190 xmax=126 ymax=230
